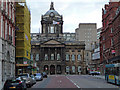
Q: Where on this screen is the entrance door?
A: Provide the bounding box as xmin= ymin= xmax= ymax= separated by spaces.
xmin=44 ymin=65 xmax=49 ymax=74
xmin=50 ymin=65 xmax=55 ymax=75
xmin=56 ymin=65 xmax=61 ymax=74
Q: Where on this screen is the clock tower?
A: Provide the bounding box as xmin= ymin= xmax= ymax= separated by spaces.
xmin=41 ymin=2 xmax=63 ymax=39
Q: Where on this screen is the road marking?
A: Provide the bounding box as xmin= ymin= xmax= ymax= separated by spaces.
xmin=66 ymin=76 xmax=80 ymax=88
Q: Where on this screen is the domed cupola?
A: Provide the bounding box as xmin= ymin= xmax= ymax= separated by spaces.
xmin=41 ymin=2 xmax=63 ymax=38
xmin=44 ymin=2 xmax=60 ymax=17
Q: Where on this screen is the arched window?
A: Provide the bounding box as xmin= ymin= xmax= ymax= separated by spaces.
xmin=72 ymin=66 xmax=75 ymax=73
xmin=78 ymin=66 xmax=81 ymax=72
xmin=78 ymin=54 xmax=81 ymax=61
xmin=45 ymin=54 xmax=48 ymax=60
xmin=72 ymin=55 xmax=75 ymax=61
xmin=66 ymin=54 xmax=69 ymax=61
xmin=57 ymin=53 xmax=60 ymax=60
xmin=66 ymin=66 xmax=70 ymax=73
xmin=51 ymin=54 xmax=54 ymax=60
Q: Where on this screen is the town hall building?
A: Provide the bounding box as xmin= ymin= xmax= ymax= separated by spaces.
xmin=31 ymin=2 xmax=86 ymax=75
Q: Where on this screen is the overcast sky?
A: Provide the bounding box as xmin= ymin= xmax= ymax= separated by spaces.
xmin=26 ymin=0 xmax=109 ymax=33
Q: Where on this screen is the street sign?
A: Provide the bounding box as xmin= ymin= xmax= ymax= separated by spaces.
xmin=112 ymin=50 xmax=115 ymax=54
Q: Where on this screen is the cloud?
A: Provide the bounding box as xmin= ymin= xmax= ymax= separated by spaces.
xmin=26 ymin=0 xmax=109 ymax=33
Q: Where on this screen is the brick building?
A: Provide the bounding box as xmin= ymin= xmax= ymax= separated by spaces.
xmin=0 ymin=1 xmax=15 ymax=89
xmin=100 ymin=1 xmax=120 ymax=74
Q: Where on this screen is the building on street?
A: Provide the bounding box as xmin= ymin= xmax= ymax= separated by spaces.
xmin=0 ymin=1 xmax=16 ymax=89
xmin=15 ymin=2 xmax=31 ymax=75
xmin=31 ymin=2 xmax=86 ymax=75
xmin=100 ymin=1 xmax=120 ymax=75
xmin=88 ymin=28 xmax=102 ymax=72
xmin=75 ymin=23 xmax=97 ymax=73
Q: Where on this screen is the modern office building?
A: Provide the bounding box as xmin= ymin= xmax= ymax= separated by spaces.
xmin=88 ymin=27 xmax=102 ymax=72
xmin=76 ymin=23 xmax=97 ymax=51
xmin=75 ymin=23 xmax=97 ymax=73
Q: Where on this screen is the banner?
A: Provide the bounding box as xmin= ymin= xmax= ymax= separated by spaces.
xmin=53 ymin=20 xmax=59 ymax=25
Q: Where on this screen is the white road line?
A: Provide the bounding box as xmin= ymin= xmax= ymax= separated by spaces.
xmin=66 ymin=76 xmax=80 ymax=88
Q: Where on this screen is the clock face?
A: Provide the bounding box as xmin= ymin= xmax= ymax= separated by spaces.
xmin=50 ymin=12 xmax=54 ymax=17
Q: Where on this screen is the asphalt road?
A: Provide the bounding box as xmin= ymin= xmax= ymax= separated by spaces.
xmin=28 ymin=75 xmax=119 ymax=89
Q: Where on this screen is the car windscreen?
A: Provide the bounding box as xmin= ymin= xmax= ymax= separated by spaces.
xmin=36 ymin=73 xmax=41 ymax=76
xmin=18 ymin=74 xmax=28 ymax=77
xmin=9 ymin=79 xmax=21 ymax=83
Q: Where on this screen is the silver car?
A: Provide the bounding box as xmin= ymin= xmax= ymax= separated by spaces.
xmin=34 ymin=73 xmax=43 ymax=81
xmin=30 ymin=75 xmax=36 ymax=85
xmin=18 ymin=73 xmax=33 ymax=88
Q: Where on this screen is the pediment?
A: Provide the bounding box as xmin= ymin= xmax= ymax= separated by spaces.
xmin=44 ymin=40 xmax=62 ymax=45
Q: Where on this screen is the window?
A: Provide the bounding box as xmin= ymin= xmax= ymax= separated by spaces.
xmin=36 ymin=54 xmax=39 ymax=61
xmin=72 ymin=55 xmax=75 ymax=61
xmin=57 ymin=53 xmax=60 ymax=60
xmin=104 ymin=10 xmax=106 ymax=14
xmin=45 ymin=54 xmax=48 ymax=60
xmin=72 ymin=50 xmax=74 ymax=52
xmin=78 ymin=54 xmax=81 ymax=61
xmin=26 ymin=51 xmax=28 ymax=56
xmin=66 ymin=54 xmax=69 ymax=61
xmin=78 ymin=66 xmax=81 ymax=72
xmin=111 ymin=28 xmax=113 ymax=33
xmin=66 ymin=66 xmax=70 ymax=73
xmin=51 ymin=54 xmax=54 ymax=60
xmin=103 ymin=44 xmax=105 ymax=50
xmin=31 ymin=54 xmax=33 ymax=60
xmin=50 ymin=26 xmax=54 ymax=33
xmin=111 ymin=38 xmax=114 ymax=46
xmin=72 ymin=66 xmax=75 ymax=73
xmin=86 ymin=53 xmax=89 ymax=56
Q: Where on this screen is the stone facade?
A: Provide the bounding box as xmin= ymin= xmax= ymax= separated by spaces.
xmin=0 ymin=1 xmax=15 ymax=89
xmin=31 ymin=2 xmax=86 ymax=75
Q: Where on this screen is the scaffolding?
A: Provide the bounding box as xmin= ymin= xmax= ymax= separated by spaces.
xmin=15 ymin=2 xmax=32 ymax=75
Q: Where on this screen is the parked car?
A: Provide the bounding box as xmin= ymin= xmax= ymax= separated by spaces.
xmin=3 ymin=77 xmax=27 ymax=90
xmin=89 ymin=71 xmax=100 ymax=75
xmin=34 ymin=73 xmax=43 ymax=81
xmin=42 ymin=72 xmax=48 ymax=78
xmin=30 ymin=75 xmax=36 ymax=85
xmin=18 ymin=73 xmax=33 ymax=88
